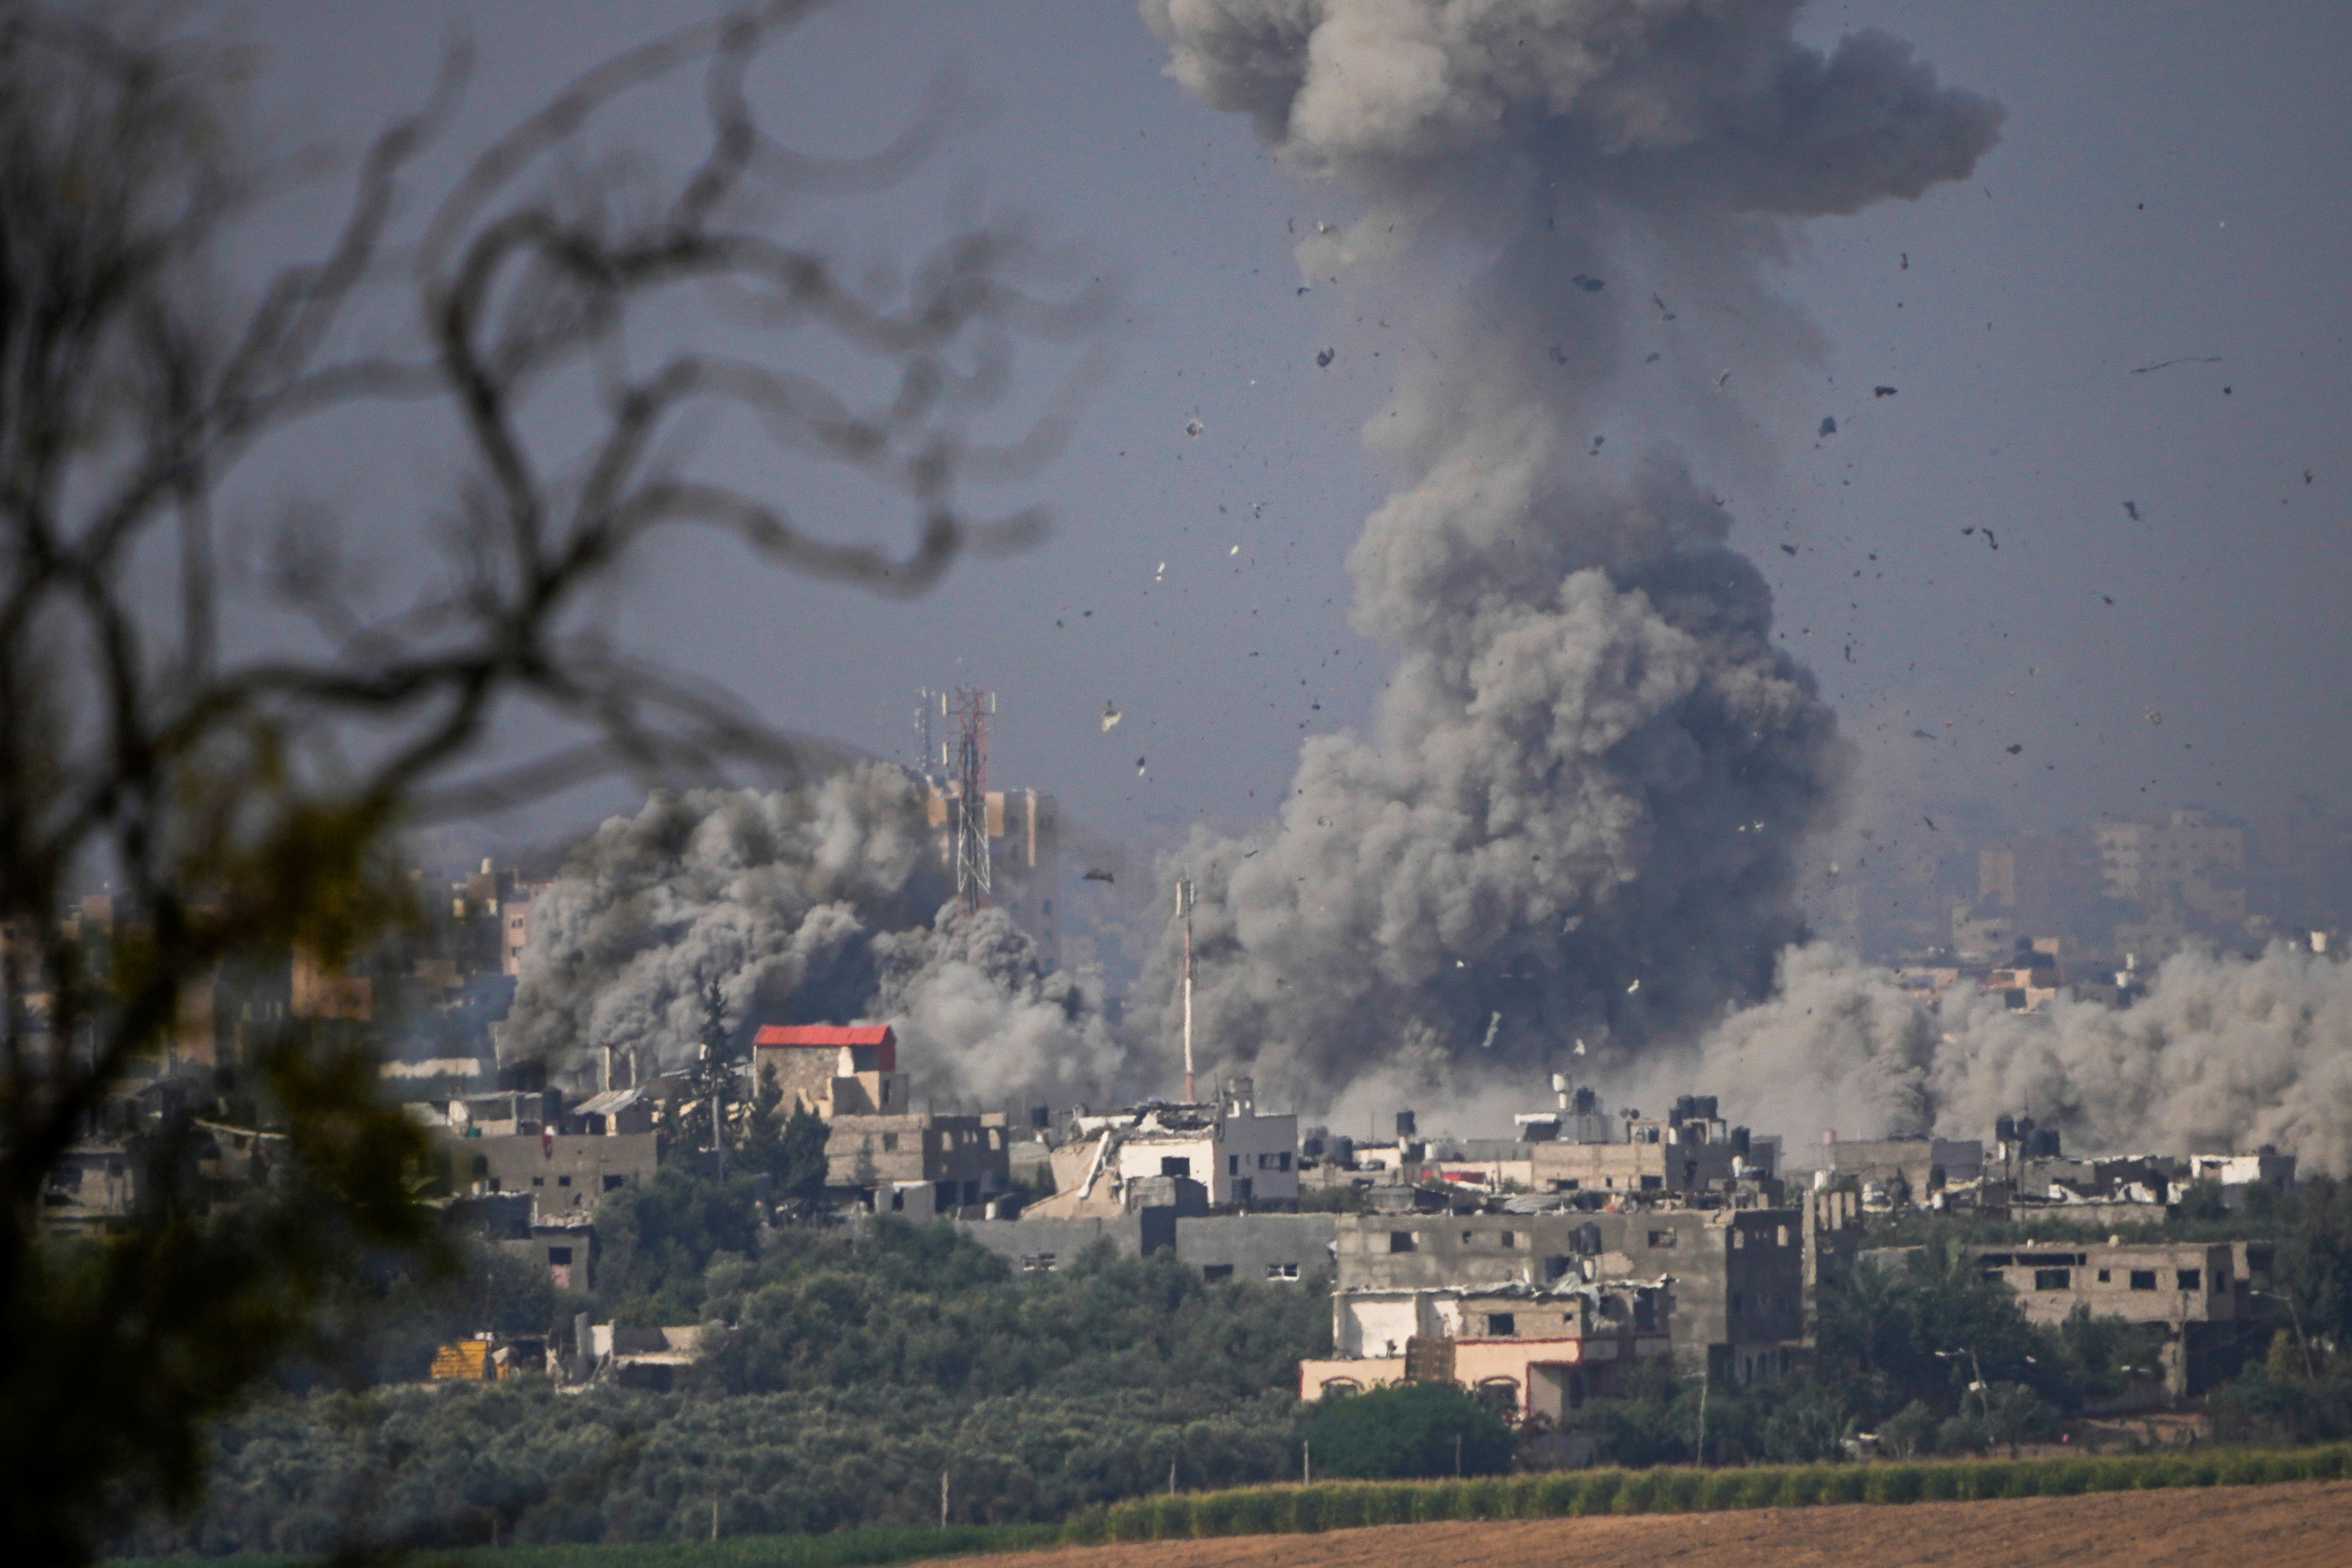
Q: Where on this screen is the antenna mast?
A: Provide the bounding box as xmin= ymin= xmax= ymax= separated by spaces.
xmin=1176 ymin=877 xmax=1196 ymax=1101
xmin=950 ymin=688 xmax=994 ymax=916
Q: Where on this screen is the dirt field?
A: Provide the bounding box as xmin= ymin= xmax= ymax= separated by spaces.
xmin=956 ymin=1478 xmax=2352 ymax=1568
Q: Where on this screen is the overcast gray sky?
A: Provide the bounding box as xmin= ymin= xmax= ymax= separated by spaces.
xmin=207 ymin=0 xmax=2352 ymax=864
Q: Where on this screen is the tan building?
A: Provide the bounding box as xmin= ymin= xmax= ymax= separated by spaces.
xmin=2095 ymin=810 xmax=2246 ymax=923
xmin=440 ymin=1131 xmax=660 ymax=1214
xmin=1301 ymin=1279 xmax=1673 ymax=1418
xmin=1036 ymin=1083 xmax=1299 ymax=1215
xmin=829 ymin=1112 xmax=1010 ymax=1210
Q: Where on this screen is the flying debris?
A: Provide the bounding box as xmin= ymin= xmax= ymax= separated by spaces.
xmin=1626 ymin=978 xmax=1641 ymax=994
xmin=2102 ymin=596 xmax=2114 ymax=605
xmin=1100 ymin=701 xmax=1122 ymax=732
xmin=2131 ymin=355 xmax=2222 ymax=375
xmin=1873 ymin=385 xmax=1898 ymax=397
xmin=1479 ymin=1011 xmax=1502 ymax=1050
xmin=1082 ymin=868 xmax=1115 ymax=884
xmin=1135 ymin=756 xmax=1148 ymax=774
xmin=1315 ymin=347 xmax=1335 ymax=369
xmin=2305 ymin=469 xmax=2316 ymax=485
xmin=1589 ymin=434 xmax=1604 ymax=455
xmin=1910 ymin=729 xmax=1935 ymax=739
xmin=2123 ymin=500 xmax=2142 ymax=522
xmin=1644 ymin=351 xmax=1661 ymax=363
xmin=1715 ymin=369 xmax=1732 ymax=389
xmin=2006 ymin=744 xmax=2023 ymax=755
xmin=1779 ymin=544 xmax=1798 ymax=556
xmin=1230 ymin=544 xmax=1240 ymax=555
xmin=1184 ymin=418 xmax=1204 ymax=438
xmin=1900 ymin=250 xmax=1909 ymax=270
xmin=1573 ymin=1039 xmax=1587 ymax=1057
xmin=1818 ymin=416 xmax=1837 ymax=438
xmin=2146 ymin=711 xmax=2162 ymax=726
xmin=1983 ymin=527 xmax=1999 ymax=550
xmin=1924 ymin=816 xmax=1939 ymax=830
xmin=1571 ymin=274 xmax=1604 ymax=292
xmin=1651 ymin=292 xmax=1677 ymax=321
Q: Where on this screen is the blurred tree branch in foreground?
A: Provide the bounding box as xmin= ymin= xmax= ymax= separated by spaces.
xmin=0 ymin=0 xmax=1102 ymax=1556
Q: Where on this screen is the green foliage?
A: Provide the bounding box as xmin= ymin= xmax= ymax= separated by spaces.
xmin=593 ymin=1171 xmax=763 ymax=1326
xmin=114 ymin=1223 xmax=1328 ymax=1553
xmin=1300 ymin=1383 xmax=1513 ymax=1480
xmin=742 ymin=1069 xmax=829 ymax=1206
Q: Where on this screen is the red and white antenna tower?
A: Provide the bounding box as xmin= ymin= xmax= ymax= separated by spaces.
xmin=949 ymin=687 xmax=994 ymax=916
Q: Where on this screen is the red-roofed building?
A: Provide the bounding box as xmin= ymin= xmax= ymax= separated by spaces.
xmin=750 ymin=1023 xmax=900 ymax=1117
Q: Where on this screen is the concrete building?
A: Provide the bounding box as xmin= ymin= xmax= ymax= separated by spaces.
xmin=1978 ymin=1241 xmax=2269 ymax=1399
xmin=439 ymin=1130 xmax=660 ymax=1213
xmin=1176 ymin=1212 xmax=1336 ymax=1284
xmin=828 ymin=1112 xmax=1011 ymax=1210
xmin=2095 ymin=809 xmax=2247 ymax=927
xmin=498 ymin=1216 xmax=596 ymax=1292
xmin=1300 ymin=1279 xmax=1674 ymax=1419
xmin=1036 ymin=1080 xmax=1298 ymax=1213
xmin=750 ymin=1024 xmax=908 ymax=1118
xmin=1332 ymin=1207 xmax=1804 ymax=1386
xmin=1793 ymin=1134 xmax=1984 ymax=1204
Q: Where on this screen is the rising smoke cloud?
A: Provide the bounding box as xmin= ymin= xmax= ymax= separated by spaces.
xmin=1681 ymin=941 xmax=2352 ymax=1172
xmin=505 ymin=765 xmax=1121 ymax=1104
xmin=1137 ymin=1 xmax=2001 ymax=1111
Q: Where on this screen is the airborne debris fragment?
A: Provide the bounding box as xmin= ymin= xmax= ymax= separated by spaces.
xmin=1626 ymin=977 xmax=1641 ymax=994
xmin=1818 ymin=416 xmax=1837 ymax=437
xmin=1479 ymin=1011 xmax=1502 ymax=1050
xmin=1644 ymin=352 xmax=1661 ymax=363
xmin=1082 ymin=868 xmax=1115 ymax=884
xmin=1715 ymin=369 xmax=1731 ymax=389
xmin=1184 ymin=418 xmax=1204 ymax=438
xmin=1589 ymin=434 xmax=1604 ymax=455
xmin=2006 ymin=744 xmax=2023 ymax=755
xmin=1315 ymin=347 xmax=1335 ymax=369
xmin=1100 ymin=701 xmax=1122 ymax=732
xmin=2123 ymin=500 xmax=2142 ymax=522
xmin=1873 ymin=385 xmax=1898 ymax=397
xmin=1572 ymin=274 xmax=1604 ymax=292
xmin=1779 ymin=544 xmax=1798 ymax=556
xmin=1924 ymin=816 xmax=1939 ymax=830
xmin=1136 ymin=756 xmax=1148 ymax=774
xmin=2131 ymin=355 xmax=2222 ymax=375
xmin=1900 ymin=250 xmax=1909 ymax=270
xmin=1651 ymin=292 xmax=1677 ymax=321
xmin=2146 ymin=711 xmax=2162 ymax=726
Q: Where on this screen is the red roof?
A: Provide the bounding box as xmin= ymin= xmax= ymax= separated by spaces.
xmin=752 ymin=1024 xmax=895 ymax=1050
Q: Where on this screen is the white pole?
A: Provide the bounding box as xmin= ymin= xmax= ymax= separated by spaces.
xmin=1303 ymin=1440 xmax=1311 ymax=1485
xmin=940 ymin=1469 xmax=949 ymax=1527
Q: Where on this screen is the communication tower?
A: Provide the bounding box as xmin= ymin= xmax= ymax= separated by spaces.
xmin=949 ymin=687 xmax=995 ymax=915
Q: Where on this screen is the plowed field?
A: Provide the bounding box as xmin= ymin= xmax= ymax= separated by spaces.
xmin=954 ymin=1478 xmax=2352 ymax=1568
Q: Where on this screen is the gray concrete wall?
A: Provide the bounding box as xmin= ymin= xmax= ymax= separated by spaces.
xmin=1175 ymin=1213 xmax=1336 ymax=1284
xmin=954 ymin=1208 xmax=1179 ymax=1269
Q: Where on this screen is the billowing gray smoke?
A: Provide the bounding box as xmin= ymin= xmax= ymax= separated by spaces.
xmin=505 ymin=766 xmax=1120 ymax=1104
xmin=1137 ymin=1 xmax=2000 ymax=1109
xmin=1687 ymin=943 xmax=2352 ymax=1173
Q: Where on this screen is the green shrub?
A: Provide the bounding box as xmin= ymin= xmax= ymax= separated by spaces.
xmin=1863 ymin=1464 xmax=1921 ymax=1503
xmin=1105 ymin=1498 xmax=1153 ymax=1542
xmin=1571 ymin=1470 xmax=1622 ymax=1515
xmin=1614 ymin=1470 xmax=1660 ymax=1513
xmin=1525 ymin=1473 xmax=1581 ymax=1516
xmin=1458 ymin=1477 xmax=1506 ymax=1519
xmin=1413 ymin=1480 xmax=1460 ymax=1522
xmin=1773 ymin=1466 xmax=1826 ymax=1506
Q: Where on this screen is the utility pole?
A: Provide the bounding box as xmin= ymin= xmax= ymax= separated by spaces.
xmin=939 ymin=1468 xmax=949 ymax=1528
xmin=1176 ymin=877 xmax=1197 ymax=1100
xmin=1303 ymin=1439 xmax=1311 ymax=1484
xmin=1695 ymin=1360 xmax=1710 ymax=1466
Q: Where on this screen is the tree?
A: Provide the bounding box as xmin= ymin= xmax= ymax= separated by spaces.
xmin=0 ymin=3 xmax=1097 ymax=1557
xmin=1299 ymin=1382 xmax=1514 ymax=1480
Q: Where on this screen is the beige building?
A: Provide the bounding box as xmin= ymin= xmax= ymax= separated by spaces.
xmin=829 ymin=1112 xmax=1011 ymax=1210
xmin=2095 ymin=810 xmax=2246 ymax=923
xmin=1035 ymin=1082 xmax=1299 ymax=1215
xmin=1301 ymin=1279 xmax=1673 ymax=1418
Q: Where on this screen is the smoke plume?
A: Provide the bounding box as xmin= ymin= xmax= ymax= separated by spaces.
xmin=1137 ymin=1 xmax=2000 ymax=1107
xmin=505 ymin=766 xmax=1120 ymax=1103
xmin=1683 ymin=942 xmax=2352 ymax=1172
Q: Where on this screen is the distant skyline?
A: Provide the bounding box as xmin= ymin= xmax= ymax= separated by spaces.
xmin=203 ymin=1 xmax=2352 ymax=870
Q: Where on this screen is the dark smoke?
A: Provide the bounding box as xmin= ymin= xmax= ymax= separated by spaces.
xmin=505 ymin=767 xmax=1121 ymax=1103
xmin=1138 ymin=1 xmax=2000 ymax=1112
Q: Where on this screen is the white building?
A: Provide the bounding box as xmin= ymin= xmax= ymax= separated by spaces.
xmin=1051 ymin=1078 xmax=1298 ymax=1210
